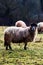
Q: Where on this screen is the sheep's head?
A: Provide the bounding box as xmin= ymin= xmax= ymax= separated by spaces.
xmin=30 ymin=23 xmax=37 ymax=32
xmin=29 ymin=23 xmax=37 ymax=36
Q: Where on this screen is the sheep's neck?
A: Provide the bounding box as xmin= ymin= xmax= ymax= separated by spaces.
xmin=30 ymin=31 xmax=35 ymax=41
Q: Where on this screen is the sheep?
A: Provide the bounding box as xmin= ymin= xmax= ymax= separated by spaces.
xmin=4 ymin=23 xmax=37 ymax=50
xmin=15 ymin=20 xmax=27 ymax=28
xmin=37 ymin=22 xmax=43 ymax=33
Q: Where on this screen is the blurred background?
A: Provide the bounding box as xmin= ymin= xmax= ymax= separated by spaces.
xmin=0 ymin=0 xmax=43 ymax=26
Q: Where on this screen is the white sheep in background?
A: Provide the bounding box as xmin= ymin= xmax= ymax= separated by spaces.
xmin=15 ymin=20 xmax=27 ymax=28
xmin=37 ymin=22 xmax=43 ymax=33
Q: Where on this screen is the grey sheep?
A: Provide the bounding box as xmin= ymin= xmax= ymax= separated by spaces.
xmin=4 ymin=23 xmax=37 ymax=50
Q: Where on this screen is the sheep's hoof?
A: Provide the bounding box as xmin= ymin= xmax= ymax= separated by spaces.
xmin=6 ymin=48 xmax=8 ymax=50
xmin=24 ymin=47 xmax=27 ymax=50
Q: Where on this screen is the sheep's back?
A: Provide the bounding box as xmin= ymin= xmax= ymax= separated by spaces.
xmin=4 ymin=27 xmax=29 ymax=41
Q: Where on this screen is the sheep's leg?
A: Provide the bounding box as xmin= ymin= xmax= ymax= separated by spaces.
xmin=9 ymin=44 xmax=12 ymax=50
xmin=6 ymin=45 xmax=9 ymax=50
xmin=4 ymin=41 xmax=9 ymax=50
xmin=24 ymin=42 xmax=27 ymax=50
xmin=6 ymin=44 xmax=12 ymax=50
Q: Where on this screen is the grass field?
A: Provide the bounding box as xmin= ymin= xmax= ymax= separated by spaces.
xmin=0 ymin=26 xmax=43 ymax=65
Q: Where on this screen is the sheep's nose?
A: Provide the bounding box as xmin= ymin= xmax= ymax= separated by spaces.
xmin=32 ymin=27 xmax=35 ymax=31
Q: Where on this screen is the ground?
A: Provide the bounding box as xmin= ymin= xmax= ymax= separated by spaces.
xmin=0 ymin=26 xmax=43 ymax=65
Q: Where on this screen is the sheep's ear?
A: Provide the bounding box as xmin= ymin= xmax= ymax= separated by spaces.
xmin=31 ymin=23 xmax=37 ymax=27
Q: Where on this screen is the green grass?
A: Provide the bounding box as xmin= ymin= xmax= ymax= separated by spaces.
xmin=0 ymin=26 xmax=43 ymax=65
